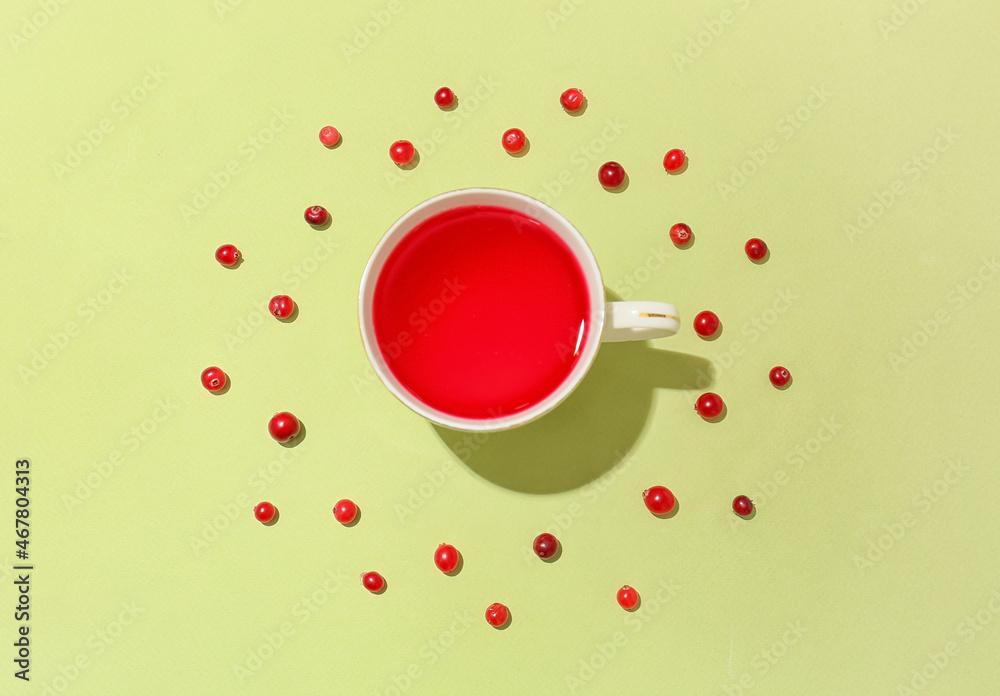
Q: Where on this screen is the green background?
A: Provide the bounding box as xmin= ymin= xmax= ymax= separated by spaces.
xmin=3 ymin=0 xmax=999 ymax=693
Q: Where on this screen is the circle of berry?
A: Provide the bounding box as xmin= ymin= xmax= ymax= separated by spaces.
xmin=485 ymin=603 xmax=509 ymax=628
xmin=434 ymin=87 xmax=455 ymax=108
xmin=695 ymin=392 xmax=725 ymax=419
xmin=304 ymin=206 xmax=329 ymax=226
xmin=560 ymin=87 xmax=585 ymax=112
xmin=502 ymin=128 xmax=526 ymax=154
xmin=769 ymin=366 xmax=791 ymax=388
xmin=434 ymin=543 xmax=460 ymax=573
xmin=598 ymin=161 xmax=626 ymax=189
xmin=642 ymin=486 xmax=676 ymax=515
xmin=268 ymin=411 xmax=300 ymax=443
xmin=745 ymin=238 xmax=768 ymax=261
xmin=663 ymin=148 xmax=686 ymax=172
xmin=532 ymin=533 xmax=559 ymax=560
xmin=733 ymin=495 xmax=754 ymax=518
xmin=669 ymin=223 xmax=692 ymax=246
xmin=269 ymin=295 xmax=294 ymax=319
xmin=617 ymin=585 xmax=639 ymax=611
xmin=318 ymin=126 xmax=340 ymax=147
xmin=362 ymin=571 xmax=385 ymax=593
xmin=215 ymin=244 xmax=240 ymax=267
xmin=390 ymin=140 xmax=415 ymax=166
xmin=200 ymin=366 xmax=227 ymax=392
xmin=693 ymin=311 xmax=720 ymax=338
xmin=254 ymin=501 xmax=276 ymax=524
xmin=333 ymin=499 xmax=357 ymax=524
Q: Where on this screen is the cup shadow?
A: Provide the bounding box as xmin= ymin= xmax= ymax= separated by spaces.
xmin=431 ymin=295 xmax=714 ymax=494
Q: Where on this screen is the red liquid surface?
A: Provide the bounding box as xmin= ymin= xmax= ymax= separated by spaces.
xmin=372 ymin=205 xmax=591 ymax=420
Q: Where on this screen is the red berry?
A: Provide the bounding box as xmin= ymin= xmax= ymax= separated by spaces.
xmin=695 ymin=392 xmax=724 ymax=419
xmin=642 ymin=486 xmax=675 ymax=515
xmin=390 ymin=140 xmax=415 ymax=165
xmin=560 ymin=87 xmax=585 ymax=112
xmin=485 ymin=602 xmax=509 ymax=628
xmin=733 ymin=495 xmax=754 ymax=518
xmin=434 ymin=87 xmax=455 ymax=108
xmin=318 ymin=126 xmax=340 ymax=147
xmin=362 ymin=571 xmax=385 ymax=593
xmin=693 ymin=310 xmax=720 ymax=338
xmin=333 ymin=499 xmax=357 ymax=524
xmin=268 ymin=411 xmax=300 ymax=443
xmin=669 ymin=223 xmax=692 ymax=246
xmin=502 ymin=128 xmax=526 ymax=154
xmin=434 ymin=543 xmax=460 ymax=573
xmin=745 ymin=238 xmax=768 ymax=261
xmin=304 ymin=205 xmax=329 ymax=226
xmin=215 ymin=244 xmax=240 ymax=267
xmin=769 ymin=366 xmax=791 ymax=388
xmin=269 ymin=295 xmax=294 ymax=319
xmin=254 ymin=501 xmax=276 ymax=524
xmin=663 ymin=148 xmax=686 ymax=172
xmin=598 ymin=161 xmax=626 ymax=189
xmin=617 ymin=585 xmax=639 ymax=611
xmin=200 ymin=366 xmax=227 ymax=392
xmin=532 ymin=533 xmax=559 ymax=560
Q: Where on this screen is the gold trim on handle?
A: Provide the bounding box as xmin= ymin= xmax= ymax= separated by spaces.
xmin=638 ymin=312 xmax=680 ymax=320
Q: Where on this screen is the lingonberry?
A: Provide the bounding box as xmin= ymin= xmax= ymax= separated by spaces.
xmin=769 ymin=366 xmax=791 ymax=388
xmin=485 ymin=603 xmax=509 ymax=627
xmin=642 ymin=486 xmax=675 ymax=515
xmin=598 ymin=161 xmax=626 ymax=189
xmin=669 ymin=223 xmax=692 ymax=246
xmin=745 ymin=238 xmax=768 ymax=261
xmin=362 ymin=571 xmax=385 ymax=593
xmin=532 ymin=533 xmax=559 ymax=560
xmin=560 ymin=88 xmax=585 ymax=112
xmin=215 ymin=244 xmax=240 ymax=267
xmin=390 ymin=140 xmax=415 ymax=165
xmin=333 ymin=499 xmax=358 ymax=524
xmin=200 ymin=366 xmax=227 ymax=392
xmin=733 ymin=495 xmax=754 ymax=518
xmin=617 ymin=585 xmax=639 ymax=611
xmin=502 ymin=128 xmax=526 ymax=154
xmin=268 ymin=411 xmax=300 ymax=443
xmin=254 ymin=501 xmax=276 ymax=524
xmin=694 ymin=311 xmax=720 ymax=338
xmin=695 ymin=392 xmax=724 ymax=419
xmin=663 ymin=148 xmax=686 ymax=172
xmin=304 ymin=205 xmax=329 ymax=226
xmin=318 ymin=126 xmax=340 ymax=147
xmin=434 ymin=543 xmax=460 ymax=573
xmin=269 ymin=295 xmax=294 ymax=319
xmin=434 ymin=87 xmax=455 ymax=108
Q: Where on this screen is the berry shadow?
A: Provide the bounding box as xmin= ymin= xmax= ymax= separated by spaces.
xmin=440 ymin=97 xmax=459 ymax=112
xmin=431 ymin=289 xmax=715 ymax=494
xmin=606 ymin=173 xmax=630 ymax=193
xmin=309 ymin=217 xmax=333 ymax=231
xmin=774 ymin=374 xmax=793 ymax=390
xmin=508 ymin=139 xmax=531 ymax=158
xmin=369 ymin=578 xmax=387 ymax=595
xmin=737 ymin=506 xmax=757 ymax=521
xmin=262 ymin=508 xmax=280 ymax=526
xmin=444 ymin=554 xmax=464 ymax=577
xmin=493 ymin=610 xmax=512 ymax=630
xmin=399 ymin=151 xmax=420 ymax=171
xmin=673 ymin=234 xmax=694 ymax=250
xmin=750 ymin=248 xmax=771 ymax=265
xmin=276 ymin=304 xmax=299 ymax=324
xmin=652 ymin=498 xmax=680 ymax=520
xmin=212 ymin=377 xmax=232 ymax=396
xmin=226 ymin=256 xmax=245 ymax=270
xmin=324 ymin=134 xmax=344 ymax=149
xmin=279 ymin=421 xmax=306 ymax=448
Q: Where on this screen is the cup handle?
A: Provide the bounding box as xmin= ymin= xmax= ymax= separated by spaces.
xmin=601 ymin=302 xmax=680 ymax=342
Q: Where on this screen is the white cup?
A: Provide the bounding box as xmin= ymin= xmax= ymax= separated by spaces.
xmin=359 ymin=188 xmax=679 ymax=432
